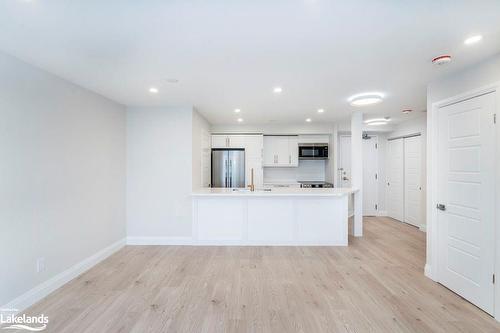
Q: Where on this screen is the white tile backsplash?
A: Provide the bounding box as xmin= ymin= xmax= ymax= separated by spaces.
xmin=264 ymin=160 xmax=326 ymax=183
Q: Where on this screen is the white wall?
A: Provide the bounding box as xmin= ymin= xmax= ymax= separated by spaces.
xmin=264 ymin=160 xmax=326 ymax=183
xmin=427 ymin=54 xmax=500 ymax=106
xmin=0 ymin=52 xmax=126 ymax=307
xmin=126 ymin=107 xmax=195 ymax=240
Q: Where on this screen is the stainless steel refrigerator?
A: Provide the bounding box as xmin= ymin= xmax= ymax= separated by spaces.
xmin=211 ymin=149 xmax=245 ymax=188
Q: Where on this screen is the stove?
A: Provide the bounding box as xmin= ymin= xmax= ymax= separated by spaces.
xmin=298 ymin=181 xmax=334 ymax=188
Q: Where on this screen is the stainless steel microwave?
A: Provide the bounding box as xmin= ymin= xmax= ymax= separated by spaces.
xmin=298 ymin=143 xmax=329 ymax=160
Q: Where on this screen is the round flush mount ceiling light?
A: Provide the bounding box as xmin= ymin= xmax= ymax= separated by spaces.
xmin=432 ymin=55 xmax=452 ymax=65
xmin=364 ymin=117 xmax=391 ymax=124
xmin=237 ymin=118 xmax=244 ymax=123
xmin=366 ymin=121 xmax=387 ymax=126
xmin=464 ymin=35 xmax=483 ymax=45
xmin=149 ymin=87 xmax=159 ymax=94
xmin=348 ymin=92 xmax=384 ymax=106
xmin=305 ymin=118 xmax=312 ymax=122
xmin=317 ymin=108 xmax=325 ymax=113
xmin=273 ymin=87 xmax=283 ymax=94
xmin=234 ymin=109 xmax=241 ymax=113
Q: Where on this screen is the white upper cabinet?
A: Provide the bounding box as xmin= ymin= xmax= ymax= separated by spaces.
xmin=298 ymin=134 xmax=330 ymax=144
xmin=211 ymin=134 xmax=246 ymax=148
xmin=288 ymin=136 xmax=299 ymax=166
xmin=263 ymin=135 xmax=298 ymax=167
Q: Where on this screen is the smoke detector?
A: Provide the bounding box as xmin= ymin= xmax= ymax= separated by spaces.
xmin=432 ymin=55 xmax=452 ymax=65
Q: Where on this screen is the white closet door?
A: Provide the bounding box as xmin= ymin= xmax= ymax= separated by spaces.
xmin=436 ymin=92 xmax=495 ymax=314
xmin=362 ymin=137 xmax=378 ymax=216
xmin=387 ymin=138 xmax=404 ymax=221
xmin=404 ymin=136 xmax=421 ymax=226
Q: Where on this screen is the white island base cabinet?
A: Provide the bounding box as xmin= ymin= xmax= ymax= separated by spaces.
xmin=192 ymin=194 xmax=349 ymax=246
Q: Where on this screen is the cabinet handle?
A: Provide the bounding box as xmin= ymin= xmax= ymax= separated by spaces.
xmin=289 ymin=154 xmax=291 ymax=164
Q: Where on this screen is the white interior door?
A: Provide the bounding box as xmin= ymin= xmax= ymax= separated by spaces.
xmin=339 ymin=135 xmax=351 ymax=187
xmin=436 ymin=92 xmax=496 ymax=315
xmin=387 ymin=138 xmax=404 ymax=221
xmin=363 ymin=136 xmax=378 ymax=216
xmin=404 ymin=136 xmax=421 ymax=226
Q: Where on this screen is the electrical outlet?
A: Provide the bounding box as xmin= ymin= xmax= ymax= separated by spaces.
xmin=36 ymin=257 xmax=45 ymax=273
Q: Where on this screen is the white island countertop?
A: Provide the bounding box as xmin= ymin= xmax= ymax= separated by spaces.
xmin=192 ymin=187 xmax=358 ymax=197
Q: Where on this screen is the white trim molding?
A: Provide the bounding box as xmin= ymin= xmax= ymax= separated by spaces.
xmin=2 ymin=238 xmax=126 ymax=314
xmin=427 ymin=80 xmax=500 ymax=322
xmin=126 ymin=237 xmax=193 ymax=245
xmin=377 ymin=210 xmax=388 ymax=217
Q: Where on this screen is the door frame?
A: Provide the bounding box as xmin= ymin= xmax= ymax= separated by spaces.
xmin=362 ymin=135 xmax=379 ymax=216
xmin=338 ymin=134 xmax=351 ymax=188
xmin=426 ymin=81 xmax=500 ymax=321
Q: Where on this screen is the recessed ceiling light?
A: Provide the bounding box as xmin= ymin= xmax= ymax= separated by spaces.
xmin=464 ymin=35 xmax=483 ymax=45
xmin=317 ymin=109 xmax=324 ymax=113
xmin=149 ymin=87 xmax=159 ymax=94
xmin=364 ymin=117 xmax=391 ymax=124
xmin=305 ymin=118 xmax=312 ymax=122
xmin=237 ymin=118 xmax=244 ymax=123
xmin=273 ymin=87 xmax=283 ymax=94
xmin=348 ymin=93 xmax=384 ymax=106
xmin=432 ymin=55 xmax=452 ymax=65
xmin=234 ymin=109 xmax=241 ymax=113
xmin=402 ymin=109 xmax=413 ymax=114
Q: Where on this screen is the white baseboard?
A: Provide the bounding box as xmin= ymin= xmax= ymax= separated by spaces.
xmin=424 ymin=263 xmax=435 ymax=281
xmin=377 ymin=211 xmax=388 ymax=216
xmin=2 ymin=238 xmax=126 ymax=314
xmin=419 ymin=224 xmax=427 ymax=232
xmin=126 ymin=236 xmax=193 ymax=245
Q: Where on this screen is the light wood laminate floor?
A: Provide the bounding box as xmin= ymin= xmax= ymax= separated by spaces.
xmin=15 ymin=217 xmax=500 ymax=332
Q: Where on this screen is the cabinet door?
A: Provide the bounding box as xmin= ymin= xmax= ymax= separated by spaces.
xmin=275 ymin=136 xmax=291 ymax=166
xmin=244 ymin=135 xmax=263 ymax=158
xmin=288 ymin=136 xmax=299 ymax=166
xmin=228 ymin=135 xmax=245 ymax=148
xmin=263 ymin=136 xmax=277 ymax=166
xmin=212 ymin=135 xmax=228 ymax=148
xmin=244 ymin=135 xmax=264 ymax=188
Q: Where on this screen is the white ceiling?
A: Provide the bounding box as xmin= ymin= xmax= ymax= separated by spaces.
xmin=1 ymin=0 xmax=500 ymax=125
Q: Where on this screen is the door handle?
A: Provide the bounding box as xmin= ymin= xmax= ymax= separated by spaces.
xmin=343 ymin=176 xmax=349 ymax=181
xmin=436 ymin=204 xmax=446 ymax=211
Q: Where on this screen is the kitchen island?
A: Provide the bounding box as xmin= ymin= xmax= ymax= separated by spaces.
xmin=192 ymin=187 xmax=358 ymax=246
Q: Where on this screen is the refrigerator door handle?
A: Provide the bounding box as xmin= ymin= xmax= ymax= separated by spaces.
xmin=229 ymin=160 xmax=232 ymax=187
xmin=224 ymin=159 xmax=228 ymax=187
